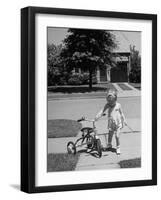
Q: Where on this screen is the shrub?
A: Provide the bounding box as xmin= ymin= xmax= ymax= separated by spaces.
xmin=92 ymin=74 xmax=97 ymax=84
xmin=81 ymin=73 xmax=97 ymax=84
xmin=59 ymin=76 xmax=67 ymax=85
xmin=129 ymin=68 xmax=141 ymax=83
xmin=48 ymin=70 xmax=69 ymax=86
xmin=67 ymin=73 xmax=97 ymax=85
xmin=80 ymin=73 xmax=89 ymax=84
xmin=48 ymin=73 xmax=60 ymax=86
xmin=68 ymin=73 xmax=82 ymax=85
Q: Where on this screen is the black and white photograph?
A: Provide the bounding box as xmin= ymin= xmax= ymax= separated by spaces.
xmin=47 ymin=27 xmax=141 ymax=172
xmin=20 ymin=7 xmax=157 ymax=193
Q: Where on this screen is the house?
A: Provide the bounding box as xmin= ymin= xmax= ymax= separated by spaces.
xmin=97 ymin=52 xmax=131 ymax=83
xmin=73 ymin=31 xmax=131 ymax=83
xmin=96 ymin=31 xmax=131 ymax=83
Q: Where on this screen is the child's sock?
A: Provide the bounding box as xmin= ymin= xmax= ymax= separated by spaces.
xmin=116 ymin=146 xmax=121 ymax=155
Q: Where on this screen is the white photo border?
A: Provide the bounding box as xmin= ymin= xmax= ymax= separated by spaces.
xmin=35 ymin=14 xmax=152 ymax=187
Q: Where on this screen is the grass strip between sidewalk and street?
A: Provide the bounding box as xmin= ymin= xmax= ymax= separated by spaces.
xmin=48 ymin=83 xmax=117 ymax=94
xmin=48 ymin=119 xmax=82 ymax=138
xmin=47 ymin=153 xmax=80 ymax=172
xmin=119 ymin=158 xmax=141 ymax=168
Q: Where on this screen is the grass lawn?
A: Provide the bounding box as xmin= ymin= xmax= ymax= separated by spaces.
xmin=119 ymin=158 xmax=141 ymax=168
xmin=47 ymin=153 xmax=80 ymax=172
xmin=48 ymin=83 xmax=117 ymax=93
xmin=48 ymin=119 xmax=82 ymax=138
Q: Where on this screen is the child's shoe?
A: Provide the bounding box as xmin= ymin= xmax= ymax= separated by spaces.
xmin=116 ymin=147 xmax=121 ymax=155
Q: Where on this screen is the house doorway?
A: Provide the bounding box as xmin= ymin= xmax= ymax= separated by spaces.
xmin=111 ymin=62 xmax=128 ymax=82
xmin=100 ymin=67 xmax=107 ymax=82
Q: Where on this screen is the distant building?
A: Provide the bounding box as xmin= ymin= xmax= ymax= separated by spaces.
xmin=96 ymin=31 xmax=131 ymax=83
xmin=73 ymin=31 xmax=131 ymax=83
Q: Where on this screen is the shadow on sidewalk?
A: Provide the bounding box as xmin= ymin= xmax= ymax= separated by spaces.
xmin=77 ymin=149 xmax=101 ymax=158
xmin=77 ymin=147 xmax=117 ymax=158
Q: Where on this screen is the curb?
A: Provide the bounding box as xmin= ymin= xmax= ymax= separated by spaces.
xmin=48 ymin=94 xmax=140 ymax=101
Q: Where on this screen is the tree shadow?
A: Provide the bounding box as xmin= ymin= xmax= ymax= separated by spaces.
xmin=103 ymin=147 xmax=116 ymax=153
xmin=78 ymin=148 xmax=102 ymax=158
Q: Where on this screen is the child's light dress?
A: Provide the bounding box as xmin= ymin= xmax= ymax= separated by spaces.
xmin=96 ymin=102 xmax=123 ymax=132
xmin=107 ymin=102 xmax=123 ymax=131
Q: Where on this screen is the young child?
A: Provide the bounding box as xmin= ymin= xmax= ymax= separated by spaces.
xmin=95 ymin=89 xmax=126 ymax=155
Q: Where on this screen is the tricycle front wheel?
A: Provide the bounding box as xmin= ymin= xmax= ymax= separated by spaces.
xmin=86 ymin=135 xmax=94 ymax=149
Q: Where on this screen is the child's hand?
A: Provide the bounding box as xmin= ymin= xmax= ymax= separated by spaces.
xmin=121 ymin=120 xmax=127 ymax=128
xmin=124 ymin=121 xmax=127 ymax=126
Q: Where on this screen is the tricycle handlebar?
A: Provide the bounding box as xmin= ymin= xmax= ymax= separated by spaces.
xmin=77 ymin=117 xmax=84 ymax=122
xmin=77 ymin=117 xmax=95 ymax=123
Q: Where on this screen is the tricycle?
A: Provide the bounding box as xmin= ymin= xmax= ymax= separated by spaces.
xmin=67 ymin=117 xmax=102 ymax=158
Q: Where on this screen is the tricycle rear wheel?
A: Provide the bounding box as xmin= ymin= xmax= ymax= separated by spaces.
xmin=96 ymin=139 xmax=102 ymax=158
xmin=67 ymin=141 xmax=76 ymax=155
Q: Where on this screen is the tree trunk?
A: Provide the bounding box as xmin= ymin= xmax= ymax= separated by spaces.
xmin=89 ymin=67 xmax=92 ymax=89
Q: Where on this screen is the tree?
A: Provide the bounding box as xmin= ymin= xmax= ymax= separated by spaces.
xmin=47 ymin=44 xmax=66 ymax=86
xmin=61 ymin=29 xmax=117 ymax=88
xmin=129 ymin=45 xmax=141 ymax=83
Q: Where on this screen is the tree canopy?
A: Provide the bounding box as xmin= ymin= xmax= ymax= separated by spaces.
xmin=47 ymin=44 xmax=65 ymax=85
xmin=61 ymin=28 xmax=117 ymax=88
xmin=129 ymin=45 xmax=141 ymax=83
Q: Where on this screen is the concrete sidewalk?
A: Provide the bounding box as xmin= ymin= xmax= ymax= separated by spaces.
xmin=48 ymin=117 xmax=141 ymax=170
xmin=75 ymin=132 xmax=141 ymax=170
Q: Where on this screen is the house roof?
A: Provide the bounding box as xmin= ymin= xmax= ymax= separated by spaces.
xmin=110 ymin=31 xmax=131 ymax=53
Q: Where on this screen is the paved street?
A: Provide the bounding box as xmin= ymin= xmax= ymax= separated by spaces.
xmin=48 ymin=96 xmax=141 ymax=120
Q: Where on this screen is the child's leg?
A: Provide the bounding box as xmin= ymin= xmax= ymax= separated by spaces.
xmin=107 ymin=130 xmax=114 ymax=147
xmin=115 ymin=128 xmax=121 ymax=154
